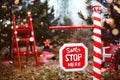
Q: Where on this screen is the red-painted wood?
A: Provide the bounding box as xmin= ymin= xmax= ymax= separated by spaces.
xmin=11 ymin=13 xmax=39 ymax=68
xmin=49 ymin=25 xmax=94 ymax=30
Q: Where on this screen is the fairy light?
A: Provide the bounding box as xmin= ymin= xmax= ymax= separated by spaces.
xmin=20 ymin=22 xmax=24 ymax=26
xmin=27 ymin=11 xmax=31 ymax=17
xmin=31 ymin=1 xmax=34 ymax=5
xmin=40 ymin=0 xmax=46 ymax=3
xmin=11 ymin=26 xmax=13 ymax=29
xmin=40 ymin=21 xmax=44 ymax=26
xmin=14 ymin=0 xmax=20 ymax=5
xmin=0 ymin=19 xmax=2 ymax=22
xmin=23 ymin=19 xmax=27 ymax=22
xmin=5 ymin=24 xmax=7 ymax=27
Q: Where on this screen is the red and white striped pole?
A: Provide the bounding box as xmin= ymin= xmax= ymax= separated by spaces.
xmin=93 ymin=6 xmax=102 ymax=80
xmin=49 ymin=5 xmax=102 ymax=80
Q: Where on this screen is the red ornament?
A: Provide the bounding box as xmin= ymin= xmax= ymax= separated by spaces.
xmin=44 ymin=39 xmax=51 ymax=46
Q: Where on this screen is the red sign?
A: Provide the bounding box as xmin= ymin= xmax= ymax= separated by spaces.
xmin=59 ymin=43 xmax=88 ymax=71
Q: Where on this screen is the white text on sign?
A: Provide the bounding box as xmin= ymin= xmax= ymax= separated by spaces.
xmin=65 ymin=54 xmax=82 ymax=62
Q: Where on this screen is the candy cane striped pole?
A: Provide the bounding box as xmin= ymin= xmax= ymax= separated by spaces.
xmin=93 ymin=6 xmax=102 ymax=80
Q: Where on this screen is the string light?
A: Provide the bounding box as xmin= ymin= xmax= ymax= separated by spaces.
xmin=14 ymin=0 xmax=20 ymax=5
xmin=0 ymin=19 xmax=2 ymax=22
xmin=20 ymin=22 xmax=24 ymax=26
xmin=27 ymin=11 xmax=31 ymax=17
xmin=31 ymin=1 xmax=34 ymax=5
xmin=23 ymin=19 xmax=26 ymax=22
xmin=5 ymin=24 xmax=7 ymax=28
xmin=11 ymin=26 xmax=13 ymax=29
xmin=40 ymin=21 xmax=44 ymax=26
xmin=106 ymin=0 xmax=113 ymax=3
xmin=40 ymin=0 xmax=46 ymax=3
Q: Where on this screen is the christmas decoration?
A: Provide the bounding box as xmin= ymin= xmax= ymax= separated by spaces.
xmin=11 ymin=12 xmax=39 ymax=68
xmin=92 ymin=5 xmax=102 ymax=80
xmin=112 ymin=28 xmax=119 ymax=35
xmin=102 ymin=46 xmax=111 ymax=62
xmin=0 ymin=60 xmax=13 ymax=68
xmin=0 ymin=0 xmax=120 ymax=80
xmin=14 ymin=0 xmax=20 ymax=5
xmin=109 ymin=42 xmax=120 ymax=71
xmin=49 ymin=5 xmax=102 ymax=80
xmin=44 ymin=39 xmax=51 ymax=46
xmin=40 ymin=39 xmax=55 ymax=63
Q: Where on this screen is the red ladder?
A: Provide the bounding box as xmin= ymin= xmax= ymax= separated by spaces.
xmin=11 ymin=12 xmax=39 ymax=68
